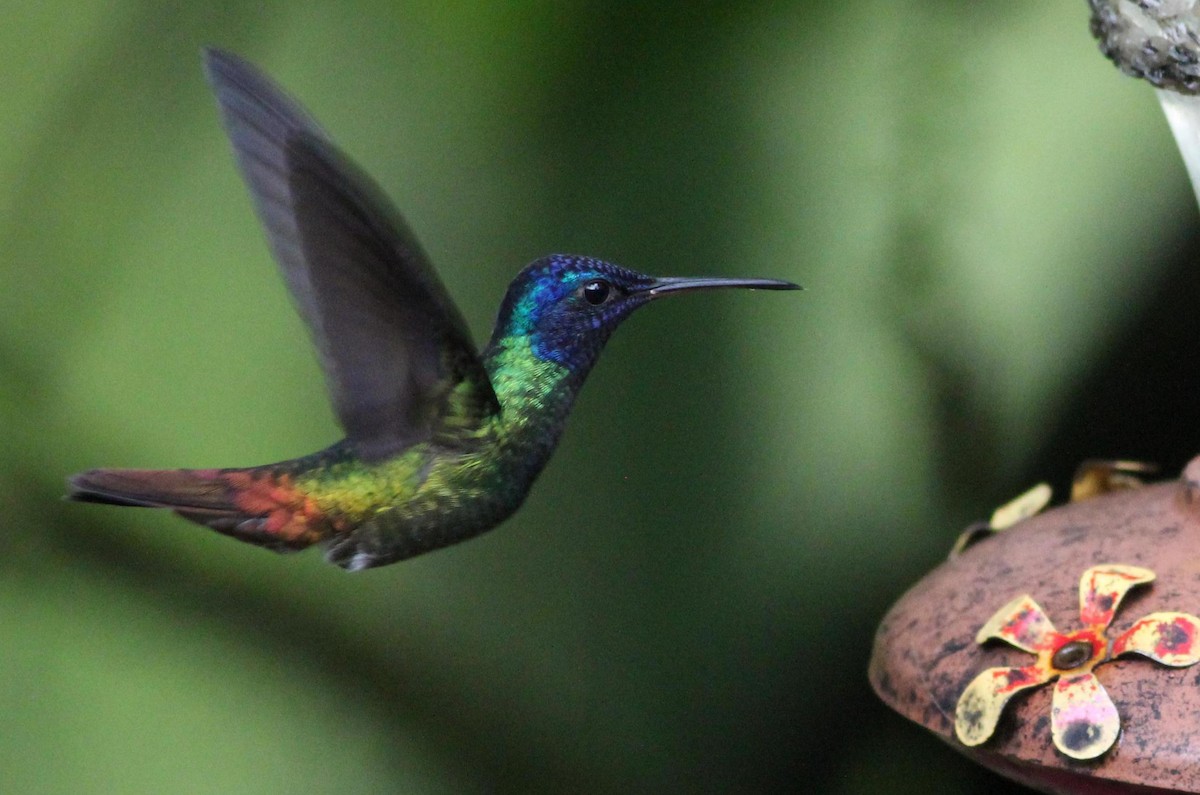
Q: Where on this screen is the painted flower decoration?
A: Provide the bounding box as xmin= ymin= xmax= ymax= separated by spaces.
xmin=955 ymin=564 xmax=1200 ymax=759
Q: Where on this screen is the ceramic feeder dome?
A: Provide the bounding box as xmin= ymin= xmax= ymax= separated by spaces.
xmin=870 ymin=460 xmax=1200 ymax=794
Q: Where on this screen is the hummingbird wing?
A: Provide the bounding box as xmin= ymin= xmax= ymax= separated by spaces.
xmin=203 ymin=48 xmax=499 ymax=463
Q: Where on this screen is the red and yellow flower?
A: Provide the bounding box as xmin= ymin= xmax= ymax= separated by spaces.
xmin=956 ymin=564 xmax=1200 ymax=759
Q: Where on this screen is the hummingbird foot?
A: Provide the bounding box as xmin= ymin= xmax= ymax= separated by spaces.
xmin=322 ymin=536 xmax=378 ymax=573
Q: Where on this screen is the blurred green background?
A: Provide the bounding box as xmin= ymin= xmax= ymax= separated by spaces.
xmin=3 ymin=2 xmax=1196 ymax=793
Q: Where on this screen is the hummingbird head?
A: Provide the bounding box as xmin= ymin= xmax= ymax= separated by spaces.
xmin=491 ymin=255 xmax=799 ymax=373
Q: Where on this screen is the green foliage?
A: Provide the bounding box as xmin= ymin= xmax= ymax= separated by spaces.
xmin=1 ymin=2 xmax=1186 ymax=792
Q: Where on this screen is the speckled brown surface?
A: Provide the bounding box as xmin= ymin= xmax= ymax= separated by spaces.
xmin=870 ymin=459 xmax=1200 ymax=794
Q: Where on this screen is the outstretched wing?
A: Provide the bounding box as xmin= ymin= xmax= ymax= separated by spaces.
xmin=203 ymin=48 xmax=498 ymax=462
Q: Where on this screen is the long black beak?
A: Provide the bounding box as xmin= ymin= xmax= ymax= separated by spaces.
xmin=642 ymin=276 xmax=802 ymax=298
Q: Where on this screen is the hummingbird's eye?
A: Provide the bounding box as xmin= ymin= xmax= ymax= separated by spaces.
xmin=581 ymin=279 xmax=613 ymax=306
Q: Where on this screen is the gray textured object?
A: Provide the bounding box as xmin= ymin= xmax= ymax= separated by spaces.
xmin=1089 ymin=0 xmax=1200 ymax=93
xmin=1090 ymin=2 xmax=1200 ymax=210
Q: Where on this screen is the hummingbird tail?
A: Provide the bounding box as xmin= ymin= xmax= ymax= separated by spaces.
xmin=66 ymin=467 xmax=326 ymax=552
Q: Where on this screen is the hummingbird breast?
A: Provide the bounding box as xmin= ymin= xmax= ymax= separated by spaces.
xmin=292 ymin=421 xmax=548 ymax=570
xmin=289 ymin=336 xmax=578 ymax=570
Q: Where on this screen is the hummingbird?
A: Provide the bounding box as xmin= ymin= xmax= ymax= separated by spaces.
xmin=67 ymin=49 xmax=800 ymax=571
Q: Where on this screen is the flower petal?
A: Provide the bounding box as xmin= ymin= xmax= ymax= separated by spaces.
xmin=1078 ymin=564 xmax=1155 ymax=629
xmin=1070 ymin=459 xmax=1155 ymax=502
xmin=1050 ymin=672 xmax=1121 ymax=760
xmin=989 ymin=482 xmax=1052 ymax=530
xmin=975 ymin=594 xmax=1058 ymax=652
xmin=1113 ymin=612 xmax=1200 ymax=666
xmin=955 ymin=665 xmax=1050 ymax=747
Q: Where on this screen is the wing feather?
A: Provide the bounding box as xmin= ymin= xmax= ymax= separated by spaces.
xmin=202 ymin=48 xmax=498 ymax=462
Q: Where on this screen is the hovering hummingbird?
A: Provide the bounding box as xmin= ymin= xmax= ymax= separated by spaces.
xmin=67 ymin=49 xmax=800 ymax=571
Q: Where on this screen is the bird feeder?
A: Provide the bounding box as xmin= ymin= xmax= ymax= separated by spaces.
xmin=870 ymin=461 xmax=1200 ymax=793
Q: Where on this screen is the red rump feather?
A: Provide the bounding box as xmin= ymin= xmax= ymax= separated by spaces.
xmin=67 ymin=467 xmax=327 ymax=551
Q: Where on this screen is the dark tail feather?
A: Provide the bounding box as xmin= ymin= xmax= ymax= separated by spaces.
xmin=67 ymin=468 xmax=235 ymax=510
xmin=66 ymin=467 xmax=309 ymax=553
